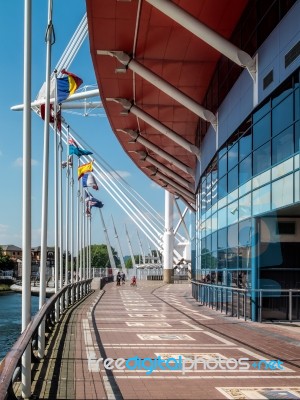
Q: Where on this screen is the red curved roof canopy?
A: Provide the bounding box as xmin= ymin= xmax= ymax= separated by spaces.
xmin=86 ymin=0 xmax=249 ymax=204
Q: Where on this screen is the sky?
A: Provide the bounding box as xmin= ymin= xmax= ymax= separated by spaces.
xmin=0 ymin=1 xmax=168 ymax=257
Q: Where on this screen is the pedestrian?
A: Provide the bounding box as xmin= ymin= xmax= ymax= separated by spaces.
xmin=121 ymin=272 xmax=126 ymax=284
xmin=116 ymin=271 xmax=121 ymax=286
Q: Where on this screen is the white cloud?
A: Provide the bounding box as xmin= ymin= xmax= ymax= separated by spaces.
xmin=110 ymin=170 xmax=131 ymax=179
xmin=13 ymin=157 xmax=39 ymax=167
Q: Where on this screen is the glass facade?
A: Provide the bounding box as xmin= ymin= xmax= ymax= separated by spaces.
xmin=195 ymin=70 xmax=300 ymax=291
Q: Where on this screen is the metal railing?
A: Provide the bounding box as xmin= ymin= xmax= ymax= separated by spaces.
xmin=191 ymin=280 xmax=300 ymax=322
xmin=0 ymin=278 xmax=95 ymax=400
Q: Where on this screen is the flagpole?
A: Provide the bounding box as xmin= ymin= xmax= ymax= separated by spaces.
xmin=59 ymin=118 xmax=64 ymax=312
xmin=89 ymin=213 xmax=92 ymax=279
xmin=76 ymin=158 xmax=81 ymax=299
xmin=38 ymin=0 xmax=54 ymax=359
xmin=54 ymin=71 xmax=59 ymax=321
xmin=65 ymin=126 xmax=70 ymax=308
xmin=82 ymin=196 xmax=86 ymax=291
xmin=21 ymin=0 xmax=32 ymax=396
xmin=70 ymin=153 xmax=74 ymax=303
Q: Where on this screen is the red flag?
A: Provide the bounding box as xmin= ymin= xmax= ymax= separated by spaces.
xmin=40 ymin=104 xmax=62 ymax=131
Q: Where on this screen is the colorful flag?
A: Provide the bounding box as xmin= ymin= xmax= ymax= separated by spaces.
xmin=68 ymin=137 xmax=78 ymax=146
xmin=82 ymin=173 xmax=98 ymax=190
xmin=40 ymin=104 xmax=62 ymax=131
xmin=62 ymin=155 xmax=73 ymax=169
xmin=57 ymin=69 xmax=83 ymax=103
xmin=78 ymin=161 xmax=93 ymax=180
xmin=88 ymin=196 xmax=104 ymax=209
xmin=69 ymin=145 xmax=93 ymax=158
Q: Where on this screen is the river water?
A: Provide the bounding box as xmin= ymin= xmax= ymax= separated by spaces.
xmin=0 ymin=292 xmax=39 ymax=360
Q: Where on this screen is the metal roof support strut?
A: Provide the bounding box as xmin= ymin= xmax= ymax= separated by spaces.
xmin=146 ymin=0 xmax=256 ymax=81
xmin=98 ymin=50 xmax=217 ymax=129
xmin=107 ymin=98 xmax=200 ymax=158
xmin=117 ymin=129 xmax=194 ymax=177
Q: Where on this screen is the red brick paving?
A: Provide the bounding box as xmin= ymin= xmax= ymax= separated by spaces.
xmin=32 ymin=281 xmax=300 ymax=399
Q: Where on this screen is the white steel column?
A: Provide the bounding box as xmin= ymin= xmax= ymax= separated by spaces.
xmin=54 ymin=73 xmax=59 ymax=321
xmin=21 ymin=0 xmax=32 ymax=396
xmin=145 ymin=0 xmax=256 ymax=79
xmin=107 ymin=98 xmax=200 ymax=158
xmin=163 ymin=191 xmax=174 ymax=284
xmin=38 ymin=0 xmax=53 ymax=358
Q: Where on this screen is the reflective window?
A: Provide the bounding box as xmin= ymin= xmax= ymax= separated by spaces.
xmin=228 ymin=142 xmax=239 ymax=170
xmin=239 ymin=219 xmax=252 ymax=246
xmin=228 ymin=201 xmax=239 ymax=226
xmin=295 ymin=122 xmax=300 ymax=152
xmin=218 ymin=153 xmax=227 ymax=177
xmin=253 ymin=100 xmax=270 ymax=124
xmin=272 ymin=174 xmax=293 ymax=209
xmin=253 ymin=142 xmax=271 ymax=175
xmin=253 ymin=113 xmax=271 ymax=149
xmin=239 ymin=154 xmax=252 ymax=185
xmin=218 ymin=227 xmax=227 ymax=249
xmin=295 ymin=171 xmax=300 ymax=203
xmin=272 ymin=94 xmax=294 ymax=136
xmin=295 ymin=88 xmax=299 ymax=121
xmin=239 ymin=130 xmax=252 ymax=161
xmin=239 ymin=193 xmax=251 ymax=220
xmin=272 ymin=126 xmax=294 ymax=164
xmin=228 ymin=165 xmax=238 ymax=193
xmin=228 ymin=224 xmax=238 ymax=247
xmin=218 ymin=175 xmax=227 ymax=200
xmin=252 ymin=184 xmax=271 ymax=215
xmin=218 ymin=207 xmax=227 ymax=230
xmin=218 ymin=250 xmax=227 ymax=269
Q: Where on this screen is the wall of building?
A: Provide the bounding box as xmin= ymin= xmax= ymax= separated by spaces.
xmin=197 ymin=1 xmax=300 ymax=182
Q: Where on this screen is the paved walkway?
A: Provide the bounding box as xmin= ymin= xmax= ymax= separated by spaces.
xmin=29 ymin=281 xmax=300 ymax=399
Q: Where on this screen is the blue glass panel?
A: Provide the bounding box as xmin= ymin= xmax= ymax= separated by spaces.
xmin=239 ymin=219 xmax=252 ymax=246
xmin=272 ymin=126 xmax=294 ymax=164
xmin=272 ymin=94 xmax=293 ymax=136
xmin=217 ymin=227 xmax=227 ymax=249
xmin=228 ymin=165 xmax=238 ymax=193
xmin=295 ymin=121 xmax=300 ymax=152
xmin=239 ymin=154 xmax=252 ymax=185
xmin=218 ymin=175 xmax=227 ymax=199
xmin=228 ymin=142 xmax=239 ymax=170
xmin=253 ymin=142 xmax=271 ymax=175
xmin=253 ymin=113 xmax=271 ymax=149
xmin=295 ymin=88 xmax=299 ymax=120
xmin=253 ymin=100 xmax=271 ymax=124
xmin=218 ymin=153 xmax=227 ymax=177
xmin=239 ymin=130 xmax=252 ymax=161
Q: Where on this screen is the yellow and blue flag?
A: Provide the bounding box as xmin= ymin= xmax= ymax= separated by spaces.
xmin=57 ymin=69 xmax=83 ymax=103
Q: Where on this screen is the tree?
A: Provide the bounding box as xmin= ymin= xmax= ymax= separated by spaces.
xmin=125 ymin=255 xmax=141 ymax=269
xmin=0 ymin=246 xmax=17 ymax=271
xmin=90 ymin=244 xmax=120 ymax=268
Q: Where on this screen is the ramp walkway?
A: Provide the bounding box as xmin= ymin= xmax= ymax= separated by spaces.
xmin=23 ymin=281 xmax=300 ymax=399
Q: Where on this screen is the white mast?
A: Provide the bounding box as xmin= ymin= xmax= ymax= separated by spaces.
xmin=111 ymin=215 xmax=126 ymax=273
xmin=99 ymin=209 xmax=116 ymax=270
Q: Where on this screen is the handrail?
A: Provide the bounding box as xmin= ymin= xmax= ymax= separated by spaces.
xmin=0 ymin=279 xmax=92 ymax=400
xmin=191 ymin=280 xmax=300 ymax=293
